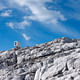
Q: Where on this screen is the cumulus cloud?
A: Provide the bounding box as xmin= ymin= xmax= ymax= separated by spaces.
xmin=22 ymin=33 xmax=30 ymax=41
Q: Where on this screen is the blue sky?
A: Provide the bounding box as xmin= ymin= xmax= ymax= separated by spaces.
xmin=0 ymin=0 xmax=80 ymax=50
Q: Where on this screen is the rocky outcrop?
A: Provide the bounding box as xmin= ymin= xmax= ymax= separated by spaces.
xmin=0 ymin=37 xmax=80 ymax=80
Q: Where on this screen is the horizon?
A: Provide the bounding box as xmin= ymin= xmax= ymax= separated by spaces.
xmin=0 ymin=0 xmax=80 ymax=50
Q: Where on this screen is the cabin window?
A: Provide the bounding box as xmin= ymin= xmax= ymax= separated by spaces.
xmin=15 ymin=42 xmax=16 ymax=45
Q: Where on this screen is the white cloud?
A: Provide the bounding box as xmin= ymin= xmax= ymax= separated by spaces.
xmin=5 ymin=0 xmax=80 ymax=38
xmin=8 ymin=0 xmax=66 ymax=24
xmin=18 ymin=20 xmax=30 ymax=29
xmin=22 ymin=33 xmax=30 ymax=41
xmin=4 ymin=0 xmax=80 ymax=21
xmin=0 ymin=10 xmax=12 ymax=17
xmin=6 ymin=20 xmax=30 ymax=29
xmin=6 ymin=22 xmax=14 ymax=29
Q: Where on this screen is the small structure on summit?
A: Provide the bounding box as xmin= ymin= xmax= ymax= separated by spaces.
xmin=14 ymin=41 xmax=21 ymax=49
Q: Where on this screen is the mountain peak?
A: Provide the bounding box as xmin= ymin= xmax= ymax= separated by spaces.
xmin=53 ymin=37 xmax=77 ymax=43
xmin=0 ymin=37 xmax=80 ymax=80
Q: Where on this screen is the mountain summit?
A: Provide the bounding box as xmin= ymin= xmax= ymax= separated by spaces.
xmin=0 ymin=37 xmax=80 ymax=80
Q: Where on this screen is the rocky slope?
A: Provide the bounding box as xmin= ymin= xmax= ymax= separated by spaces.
xmin=0 ymin=37 xmax=80 ymax=80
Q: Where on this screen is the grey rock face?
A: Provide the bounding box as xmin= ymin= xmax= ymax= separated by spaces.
xmin=0 ymin=37 xmax=80 ymax=80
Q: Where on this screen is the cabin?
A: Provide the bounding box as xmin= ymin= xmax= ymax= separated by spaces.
xmin=14 ymin=41 xmax=21 ymax=49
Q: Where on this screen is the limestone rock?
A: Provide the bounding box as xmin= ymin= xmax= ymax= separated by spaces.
xmin=0 ymin=37 xmax=80 ymax=80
